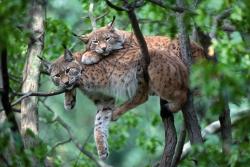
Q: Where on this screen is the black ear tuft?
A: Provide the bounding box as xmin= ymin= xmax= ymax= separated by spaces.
xmin=38 ymin=56 xmax=51 ymax=73
xmin=107 ymin=16 xmax=116 ymax=31
xmin=63 ymin=46 xmax=74 ymax=62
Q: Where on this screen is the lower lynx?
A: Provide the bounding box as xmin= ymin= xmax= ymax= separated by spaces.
xmin=41 ymin=45 xmax=188 ymax=159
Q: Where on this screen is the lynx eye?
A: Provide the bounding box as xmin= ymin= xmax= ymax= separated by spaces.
xmin=105 ymin=36 xmax=111 ymax=41
xmin=92 ymin=40 xmax=98 ymax=44
xmin=55 ymin=74 xmax=60 ymax=77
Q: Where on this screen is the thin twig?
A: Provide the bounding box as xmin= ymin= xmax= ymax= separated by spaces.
xmin=89 ymin=0 xmax=96 ymax=30
xmin=0 ymin=88 xmax=66 ymax=112
xmin=50 ymin=138 xmax=72 ymax=152
xmin=96 ymin=11 xmax=110 ymax=21
xmin=210 ymin=8 xmax=232 ymax=39
xmin=40 ymin=100 xmax=111 ymax=167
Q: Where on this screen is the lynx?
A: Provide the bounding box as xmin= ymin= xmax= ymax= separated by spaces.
xmin=79 ymin=21 xmax=205 ymax=65
xmin=42 ymin=46 xmax=188 ymax=159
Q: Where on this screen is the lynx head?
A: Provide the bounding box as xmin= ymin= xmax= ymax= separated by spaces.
xmin=80 ymin=17 xmax=125 ymax=56
xmin=40 ymin=48 xmax=82 ymax=89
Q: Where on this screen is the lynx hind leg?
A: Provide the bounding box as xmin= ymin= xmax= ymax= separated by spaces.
xmin=94 ymin=101 xmax=114 ymax=160
xmin=81 ymin=50 xmax=102 ymax=65
xmin=64 ymin=89 xmax=76 ymax=110
xmin=161 ymin=89 xmax=187 ymax=113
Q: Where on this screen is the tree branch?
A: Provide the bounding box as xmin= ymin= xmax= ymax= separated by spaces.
xmin=181 ymin=109 xmax=250 ymax=159
xmin=159 ymin=99 xmax=177 ymax=167
xmin=0 ymin=48 xmax=24 ymax=148
xmin=171 ymin=123 xmax=186 ymax=167
xmin=0 ymin=88 xmax=66 ymax=112
xmin=210 ymin=8 xmax=232 ymax=39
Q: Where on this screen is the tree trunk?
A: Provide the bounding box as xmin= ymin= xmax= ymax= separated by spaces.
xmin=21 ymin=0 xmax=45 ymax=148
xmin=176 ymin=0 xmax=203 ymax=144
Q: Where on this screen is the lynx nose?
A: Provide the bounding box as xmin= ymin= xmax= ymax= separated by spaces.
xmin=101 ymin=46 xmax=106 ymax=51
xmin=100 ymin=43 xmax=107 ymax=51
xmin=64 ymin=81 xmax=69 ymax=85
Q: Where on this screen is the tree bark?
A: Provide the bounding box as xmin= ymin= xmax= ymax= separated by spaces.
xmin=219 ymin=92 xmax=232 ymax=154
xmin=159 ymin=99 xmax=177 ymax=167
xmin=21 ymin=0 xmax=45 ymax=148
xmin=175 ymin=0 xmax=203 ymax=144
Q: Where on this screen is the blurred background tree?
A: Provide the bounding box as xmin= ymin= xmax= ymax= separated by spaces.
xmin=0 ymin=0 xmax=249 ymax=166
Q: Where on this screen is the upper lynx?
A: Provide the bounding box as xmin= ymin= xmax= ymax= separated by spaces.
xmin=79 ymin=22 xmax=205 ymax=65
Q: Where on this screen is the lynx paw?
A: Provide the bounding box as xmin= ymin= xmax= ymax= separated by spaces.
xmin=81 ymin=52 xmax=101 ymax=65
xmin=64 ymin=98 xmax=76 ymax=111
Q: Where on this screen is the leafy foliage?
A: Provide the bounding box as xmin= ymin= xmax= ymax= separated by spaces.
xmin=1 ymin=0 xmax=250 ymax=166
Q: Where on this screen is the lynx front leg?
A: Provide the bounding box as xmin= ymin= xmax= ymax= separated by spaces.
xmin=112 ymin=79 xmax=149 ymax=121
xmin=64 ymin=88 xmax=76 ymax=110
xmin=94 ymin=99 xmax=115 ymax=160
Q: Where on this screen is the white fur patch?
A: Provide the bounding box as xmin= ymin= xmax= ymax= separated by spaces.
xmin=110 ymin=67 xmax=138 ymax=100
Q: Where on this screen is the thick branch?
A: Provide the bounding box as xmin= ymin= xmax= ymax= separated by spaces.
xmin=171 ymin=124 xmax=186 ymax=167
xmin=159 ymin=99 xmax=177 ymax=167
xmin=106 ymin=1 xmax=150 ymax=80
xmin=126 ymin=10 xmax=150 ymax=67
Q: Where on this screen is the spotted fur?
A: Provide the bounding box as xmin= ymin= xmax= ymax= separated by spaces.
xmin=80 ymin=24 xmax=206 ymax=65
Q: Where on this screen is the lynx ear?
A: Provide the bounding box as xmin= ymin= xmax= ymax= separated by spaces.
xmin=72 ymin=32 xmax=89 ymax=44
xmin=107 ymin=16 xmax=116 ymax=32
xmin=38 ymin=56 xmax=51 ymax=73
xmin=63 ymin=46 xmax=74 ymax=62
xmin=79 ymin=34 xmax=89 ymax=43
